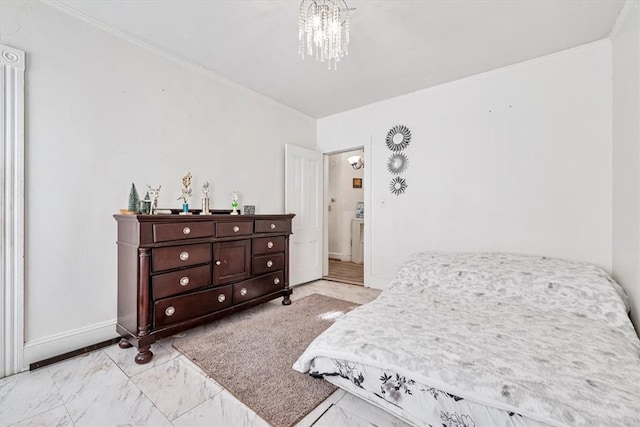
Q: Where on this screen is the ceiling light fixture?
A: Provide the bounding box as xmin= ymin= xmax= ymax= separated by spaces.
xmin=298 ymin=0 xmax=351 ymax=70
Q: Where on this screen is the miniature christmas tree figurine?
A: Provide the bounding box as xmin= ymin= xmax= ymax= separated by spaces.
xmin=128 ymin=183 xmax=140 ymax=213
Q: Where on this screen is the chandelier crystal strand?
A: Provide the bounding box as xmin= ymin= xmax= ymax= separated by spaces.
xmin=298 ymin=0 xmax=350 ymax=69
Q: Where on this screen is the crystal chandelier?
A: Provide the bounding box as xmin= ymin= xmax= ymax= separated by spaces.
xmin=298 ymin=0 xmax=351 ymax=69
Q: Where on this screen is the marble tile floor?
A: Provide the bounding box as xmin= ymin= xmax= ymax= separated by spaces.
xmin=0 ymin=280 xmax=409 ymax=427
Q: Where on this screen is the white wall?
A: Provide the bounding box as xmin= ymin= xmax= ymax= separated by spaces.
xmin=0 ymin=0 xmax=316 ymax=365
xmin=612 ymin=0 xmax=640 ymax=333
xmin=328 ymin=149 xmax=364 ymax=261
xmin=319 ymin=41 xmax=613 ymax=289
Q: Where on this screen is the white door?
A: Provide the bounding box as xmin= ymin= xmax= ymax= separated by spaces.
xmin=285 ymin=144 xmax=323 ymax=286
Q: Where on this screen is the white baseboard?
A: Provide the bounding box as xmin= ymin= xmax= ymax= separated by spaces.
xmin=23 ymin=319 xmax=117 ymax=367
xmin=366 ymin=275 xmax=393 ymax=290
xmin=328 ymin=252 xmax=352 ymax=262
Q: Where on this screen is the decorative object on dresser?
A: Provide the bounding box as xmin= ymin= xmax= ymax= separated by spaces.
xmin=177 ymin=172 xmax=193 ymax=214
xmin=139 ymin=191 xmax=151 ymax=214
xmin=114 ymin=213 xmax=294 ymax=364
xmin=146 ymin=185 xmax=161 ymax=215
xmin=127 ymin=183 xmax=140 ymax=214
xmin=243 ymin=205 xmax=256 ymax=215
xmin=201 ymin=181 xmax=211 ymax=215
xmin=231 ymin=190 xmax=240 ymax=215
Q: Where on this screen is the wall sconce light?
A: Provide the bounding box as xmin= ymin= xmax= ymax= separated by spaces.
xmin=348 ymin=155 xmax=364 ymax=170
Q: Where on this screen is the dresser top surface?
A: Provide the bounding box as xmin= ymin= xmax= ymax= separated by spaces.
xmin=114 ymin=213 xmax=295 ymax=223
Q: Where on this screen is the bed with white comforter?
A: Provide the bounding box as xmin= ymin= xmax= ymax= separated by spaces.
xmin=293 ymin=252 xmax=640 ymax=427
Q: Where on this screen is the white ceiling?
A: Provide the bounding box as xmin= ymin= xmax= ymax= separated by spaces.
xmin=56 ymin=0 xmax=624 ymax=118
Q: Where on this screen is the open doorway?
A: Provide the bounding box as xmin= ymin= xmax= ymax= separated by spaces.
xmin=324 ymin=148 xmax=365 ymax=286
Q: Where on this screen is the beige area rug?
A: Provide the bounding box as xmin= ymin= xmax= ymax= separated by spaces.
xmin=173 ymin=294 xmax=359 ymax=427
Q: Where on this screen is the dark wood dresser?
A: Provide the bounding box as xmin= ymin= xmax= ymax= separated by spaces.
xmin=114 ymin=213 xmax=294 ymax=364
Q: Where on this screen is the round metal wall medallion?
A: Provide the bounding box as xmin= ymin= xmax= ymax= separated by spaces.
xmin=386 ymin=153 xmax=409 ymax=175
xmin=390 ymin=177 xmax=408 ymax=196
xmin=385 ymin=125 xmax=411 ymax=152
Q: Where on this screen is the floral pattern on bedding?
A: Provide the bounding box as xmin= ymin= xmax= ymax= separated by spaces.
xmin=294 ymin=252 xmax=640 ymax=427
xmin=440 ymin=412 xmax=476 ymax=427
xmin=379 ymin=372 xmax=415 ymax=404
xmin=313 ymin=356 xmax=541 ymax=427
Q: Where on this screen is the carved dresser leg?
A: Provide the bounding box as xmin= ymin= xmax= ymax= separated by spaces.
xmin=134 ymin=247 xmax=153 ymax=365
xmin=282 ymin=295 xmax=292 ymax=305
xmin=118 ymin=338 xmax=133 ymax=349
xmin=134 ymin=346 xmax=153 ymax=364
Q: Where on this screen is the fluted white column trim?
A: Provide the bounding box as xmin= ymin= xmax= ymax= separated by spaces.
xmin=1 ymin=44 xmax=25 ymax=378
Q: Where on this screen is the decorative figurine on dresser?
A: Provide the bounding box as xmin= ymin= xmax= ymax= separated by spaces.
xmin=146 ymin=185 xmax=161 ymax=215
xmin=177 ymin=172 xmax=193 ymax=214
xmin=114 ymin=212 xmax=295 ymax=364
xmin=230 ymin=190 xmax=240 ymax=215
xmin=201 ymin=181 xmax=211 ymax=215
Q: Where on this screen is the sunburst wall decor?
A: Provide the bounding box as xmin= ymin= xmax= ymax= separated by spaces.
xmin=386 ymin=153 xmax=409 ymax=175
xmin=390 ymin=177 xmax=408 ymax=196
xmin=385 ymin=125 xmax=411 ymax=152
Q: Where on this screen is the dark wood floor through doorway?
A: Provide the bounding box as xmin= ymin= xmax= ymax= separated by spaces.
xmin=325 ymin=259 xmax=364 ymax=286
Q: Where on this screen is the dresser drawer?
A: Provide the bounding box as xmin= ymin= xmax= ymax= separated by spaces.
xmin=152 ymin=243 xmax=211 ymax=273
xmin=152 ymin=264 xmax=211 ymax=300
xmin=255 ymin=219 xmax=290 ymax=234
xmin=153 ymin=221 xmax=214 ymax=243
xmin=154 ymin=286 xmax=232 ymax=329
xmin=233 ymin=271 xmax=284 ymax=304
xmin=252 ymin=253 xmax=285 ymax=276
xmin=252 ymin=236 xmax=285 ymax=255
xmin=216 ymin=221 xmax=253 ymax=237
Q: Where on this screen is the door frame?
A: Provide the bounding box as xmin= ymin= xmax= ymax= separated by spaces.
xmin=321 ymin=139 xmax=372 ymax=286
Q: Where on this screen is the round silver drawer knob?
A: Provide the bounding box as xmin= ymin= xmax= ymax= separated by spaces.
xmin=179 ymin=251 xmax=189 ymax=261
xmin=165 ymin=306 xmax=175 ymax=317
xmin=233 ymin=226 xmax=240 ymax=232
xmin=266 ymin=260 xmax=273 ymax=268
xmin=240 ymin=288 xmax=248 ymax=296
xmin=218 ymin=294 xmax=226 ymax=303
xmin=215 ymin=260 xmax=221 ymax=266
xmin=180 ymin=276 xmax=190 ymax=286
xmin=273 ymin=277 xmax=280 ymax=285
xmin=270 ymin=223 xmax=276 ymax=230
xmin=267 ymin=241 xmax=274 ymax=249
xmin=182 ymin=226 xmax=191 ymax=235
